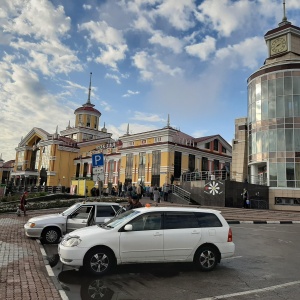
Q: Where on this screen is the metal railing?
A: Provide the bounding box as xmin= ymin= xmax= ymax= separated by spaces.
xmin=171 ymin=184 xmax=191 ymax=203
xmin=181 ymin=170 xmax=229 ymax=182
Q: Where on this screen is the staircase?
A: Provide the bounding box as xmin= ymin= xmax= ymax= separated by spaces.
xmin=169 ymin=184 xmax=191 ymax=204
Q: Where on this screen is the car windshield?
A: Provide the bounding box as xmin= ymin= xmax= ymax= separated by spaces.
xmin=101 ymin=209 xmax=141 ymax=229
xmin=61 ymin=203 xmax=81 ymax=216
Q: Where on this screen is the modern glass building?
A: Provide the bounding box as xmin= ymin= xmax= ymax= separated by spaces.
xmin=245 ymin=12 xmax=300 ymax=209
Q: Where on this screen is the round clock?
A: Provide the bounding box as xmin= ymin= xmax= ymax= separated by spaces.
xmin=271 ymin=36 xmax=287 ymax=55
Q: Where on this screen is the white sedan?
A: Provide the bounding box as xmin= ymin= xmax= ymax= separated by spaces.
xmin=24 ymin=202 xmax=125 ymax=244
xmin=58 ymin=206 xmax=235 ymax=275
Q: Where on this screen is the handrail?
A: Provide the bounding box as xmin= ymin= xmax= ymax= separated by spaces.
xmin=171 ymin=184 xmax=191 ymax=203
xmin=181 ymin=170 xmax=229 ymax=182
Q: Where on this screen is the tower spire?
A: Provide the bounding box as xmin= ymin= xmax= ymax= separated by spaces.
xmin=279 ymin=0 xmax=291 ymax=26
xmin=87 ymin=72 xmax=92 ymax=104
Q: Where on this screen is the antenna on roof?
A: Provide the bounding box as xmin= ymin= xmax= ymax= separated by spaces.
xmin=87 ymin=72 xmax=92 ymax=104
xmin=279 ymin=0 xmax=291 ymax=26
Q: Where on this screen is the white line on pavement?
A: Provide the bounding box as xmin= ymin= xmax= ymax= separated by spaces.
xmin=223 ymin=256 xmax=243 ymax=260
xmin=195 ymin=280 xmax=300 ymax=300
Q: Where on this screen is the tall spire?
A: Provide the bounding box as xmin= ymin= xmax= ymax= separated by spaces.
xmin=126 ymin=123 xmax=130 ymax=135
xmin=279 ymin=0 xmax=291 ymax=26
xmin=167 ymin=114 xmax=170 ymax=127
xmin=87 ymin=72 xmax=92 ymax=104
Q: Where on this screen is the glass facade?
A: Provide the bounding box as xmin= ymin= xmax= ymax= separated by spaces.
xmin=248 ymin=70 xmax=300 ymax=187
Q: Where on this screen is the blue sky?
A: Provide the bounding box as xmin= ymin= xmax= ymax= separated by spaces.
xmin=1 ymin=0 xmax=300 ymax=161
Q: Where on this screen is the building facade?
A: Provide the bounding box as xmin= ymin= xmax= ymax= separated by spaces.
xmin=233 ymin=10 xmax=300 ymax=210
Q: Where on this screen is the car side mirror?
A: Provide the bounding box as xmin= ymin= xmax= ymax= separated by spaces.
xmin=124 ymin=224 xmax=133 ymax=231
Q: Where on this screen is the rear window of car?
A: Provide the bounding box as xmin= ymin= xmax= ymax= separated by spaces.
xmin=96 ymin=205 xmax=115 ymax=217
xmin=194 ymin=212 xmax=222 ymax=227
xmin=164 ymin=212 xmax=198 ymax=229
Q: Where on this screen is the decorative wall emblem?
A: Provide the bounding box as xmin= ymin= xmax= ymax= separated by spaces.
xmin=204 ymin=180 xmax=224 ymax=196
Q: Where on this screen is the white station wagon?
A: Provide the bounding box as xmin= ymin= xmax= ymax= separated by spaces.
xmin=24 ymin=202 xmax=125 ymax=244
xmin=58 ymin=207 xmax=235 ymax=275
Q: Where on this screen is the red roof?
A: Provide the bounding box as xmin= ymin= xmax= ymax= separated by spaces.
xmin=74 ymin=106 xmax=101 ymax=115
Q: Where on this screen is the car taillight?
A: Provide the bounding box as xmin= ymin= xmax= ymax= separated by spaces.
xmin=227 ymin=227 xmax=233 ymax=242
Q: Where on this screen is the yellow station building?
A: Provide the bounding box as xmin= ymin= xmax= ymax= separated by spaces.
xmin=9 ymin=74 xmax=232 ymax=196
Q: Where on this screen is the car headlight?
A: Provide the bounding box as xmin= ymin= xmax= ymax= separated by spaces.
xmin=61 ymin=236 xmax=81 ymax=247
xmin=27 ymin=222 xmax=36 ymax=228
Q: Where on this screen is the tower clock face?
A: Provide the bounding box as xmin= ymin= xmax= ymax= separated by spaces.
xmin=270 ymin=36 xmax=287 ymax=55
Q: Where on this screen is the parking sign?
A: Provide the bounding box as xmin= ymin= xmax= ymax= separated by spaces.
xmin=92 ymin=153 xmax=104 ymax=167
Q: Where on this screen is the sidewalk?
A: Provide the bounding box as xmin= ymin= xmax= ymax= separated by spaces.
xmin=0 ymin=212 xmax=62 ymax=300
xmin=1 ymin=200 xmax=300 ymax=300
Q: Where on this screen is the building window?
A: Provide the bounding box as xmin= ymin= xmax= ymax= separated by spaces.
xmin=17 ymin=151 xmax=24 ymax=171
xmin=87 ymin=115 xmax=91 ymax=127
xmin=83 ymin=163 xmax=88 ymax=177
xmin=129 ymin=141 xmax=134 ymax=146
xmin=108 ymin=160 xmax=114 ymax=183
xmin=94 ymin=117 xmax=98 ymax=129
xmin=205 ymin=142 xmax=210 ymax=149
xmin=155 ymin=137 xmax=161 ymax=142
xmin=222 ymin=146 xmax=226 ymax=153
xmin=141 ymin=139 xmax=147 ymax=144
xmin=151 ymin=150 xmax=161 ymax=186
xmin=78 ymin=114 xmax=83 ymax=125
xmin=213 ymin=139 xmax=218 ymax=151
xmin=174 ymin=151 xmax=182 ymax=178
xmin=188 ymin=154 xmax=195 ymax=172
xmin=202 ymin=157 xmax=208 ymax=171
xmin=125 ymin=154 xmax=133 ymax=181
xmin=76 ymin=163 xmax=80 ymax=178
xmin=138 ymin=152 xmax=146 ymax=183
xmin=41 ymin=146 xmax=50 ymax=171
xmin=214 ymin=160 xmax=219 ymax=171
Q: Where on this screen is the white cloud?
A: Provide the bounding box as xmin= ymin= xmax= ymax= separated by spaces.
xmin=215 ymin=36 xmax=265 ymax=69
xmin=3 ymin=0 xmax=71 ymax=40
xmin=196 ymin=0 xmax=252 ymax=37
xmin=122 ymin=90 xmax=140 ymax=97
xmin=155 ymin=0 xmax=196 ymax=31
xmin=83 ymin=4 xmax=92 ymax=10
xmin=78 ymin=20 xmax=128 ymax=69
xmin=132 ymin=51 xmax=182 ymax=81
xmin=100 ymin=100 xmax=112 ymax=111
xmin=185 ymin=35 xmax=216 ymax=61
xmin=130 ymin=111 xmax=164 ymax=122
xmin=105 ymin=73 xmax=121 ymax=84
xmin=149 ymin=32 xmax=184 ymax=54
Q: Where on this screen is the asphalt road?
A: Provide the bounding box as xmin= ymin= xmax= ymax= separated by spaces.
xmin=44 ymin=224 xmax=300 ymax=300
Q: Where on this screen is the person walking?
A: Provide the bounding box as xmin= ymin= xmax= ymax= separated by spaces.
xmin=153 ymin=187 xmax=160 ymax=203
xmin=163 ymin=184 xmax=169 ymax=202
xmin=242 ymin=188 xmax=249 ymax=208
xmin=20 ymin=191 xmax=28 ymax=216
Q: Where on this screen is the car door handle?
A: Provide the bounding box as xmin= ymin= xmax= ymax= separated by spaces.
xmin=82 ymin=221 xmax=87 ymax=223
xmin=191 ymin=231 xmax=200 ymax=234
xmin=154 ymin=232 xmax=162 ymax=236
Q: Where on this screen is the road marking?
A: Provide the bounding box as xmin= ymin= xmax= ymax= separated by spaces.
xmin=223 ymin=256 xmax=243 ymax=260
xmin=196 ymin=280 xmax=300 ymax=300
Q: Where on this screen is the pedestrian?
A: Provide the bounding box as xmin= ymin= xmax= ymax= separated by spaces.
xmin=149 ymin=185 xmax=154 ymax=200
xmin=242 ymin=188 xmax=249 ymax=208
xmin=136 ymin=184 xmax=142 ymax=200
xmin=126 ymin=198 xmax=134 ymax=210
xmin=163 ymin=184 xmax=169 ymax=202
xmin=132 ymin=195 xmax=143 ymax=208
xmin=153 ymin=187 xmax=160 ymax=203
xmin=20 ymin=191 xmax=28 ymax=216
xmin=170 ymin=174 xmax=174 ymax=184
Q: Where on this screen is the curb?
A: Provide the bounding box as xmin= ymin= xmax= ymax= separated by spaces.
xmin=227 ymin=220 xmax=300 ymax=224
xmin=36 ymin=239 xmax=69 ymax=300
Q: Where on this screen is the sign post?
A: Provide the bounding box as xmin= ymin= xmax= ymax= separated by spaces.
xmin=92 ymin=153 xmax=104 ymax=201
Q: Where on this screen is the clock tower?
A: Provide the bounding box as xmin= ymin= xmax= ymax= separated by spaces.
xmin=264 ymin=1 xmax=300 ymax=63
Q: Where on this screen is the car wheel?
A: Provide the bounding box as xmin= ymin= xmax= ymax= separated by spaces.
xmin=194 ymin=245 xmax=218 ymax=271
xmin=42 ymin=227 xmax=61 ymax=244
xmin=84 ymin=247 xmax=115 ymax=276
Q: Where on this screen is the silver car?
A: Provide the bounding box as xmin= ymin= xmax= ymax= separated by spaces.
xmin=24 ymin=202 xmax=125 ymax=244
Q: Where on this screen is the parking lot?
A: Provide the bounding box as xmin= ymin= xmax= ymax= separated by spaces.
xmin=44 ymin=223 xmax=300 ymax=300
